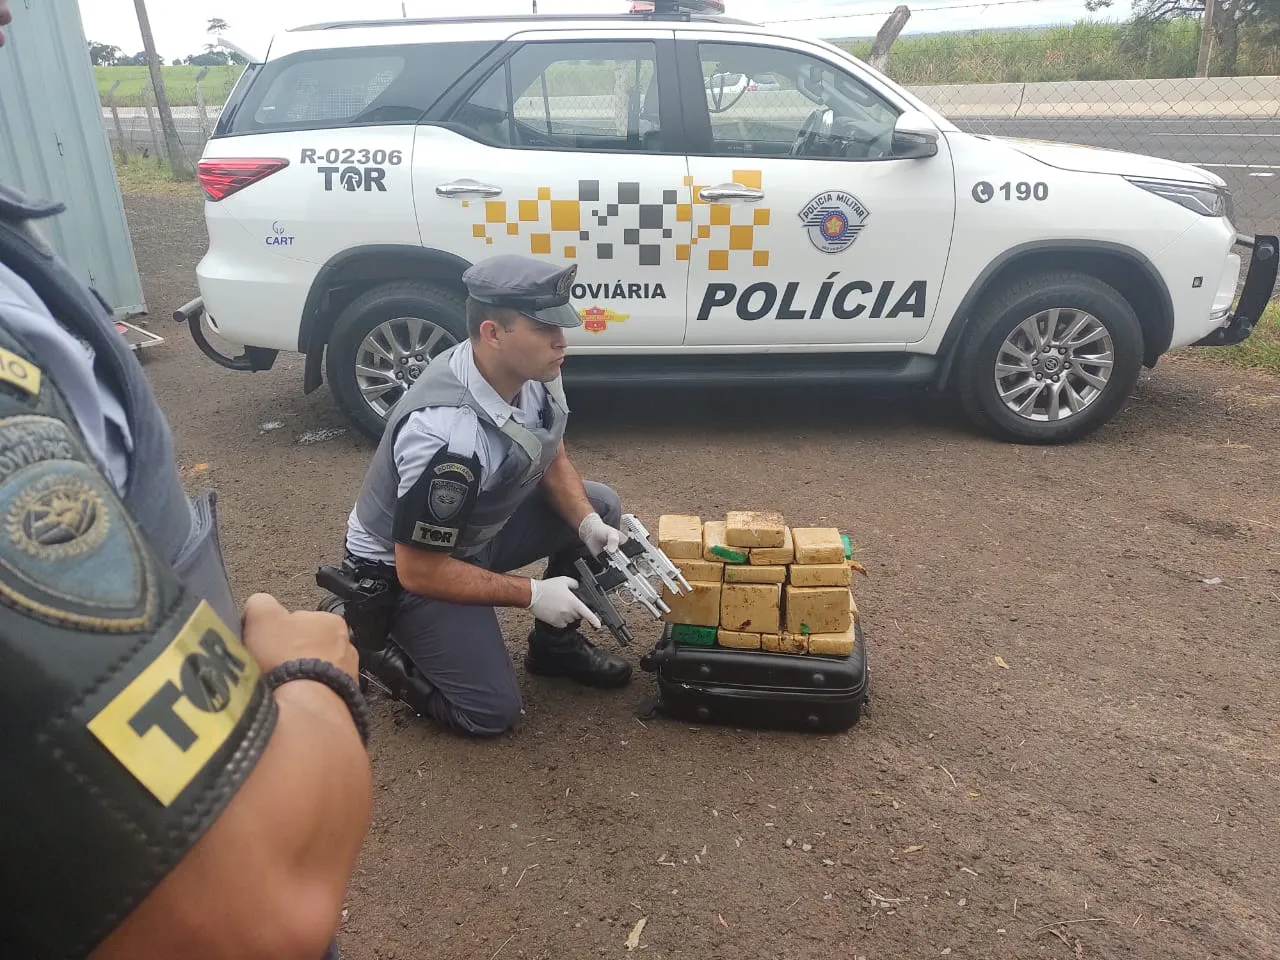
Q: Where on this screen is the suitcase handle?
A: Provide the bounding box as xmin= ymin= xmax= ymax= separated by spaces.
xmin=640 ymin=625 xmax=678 ymax=673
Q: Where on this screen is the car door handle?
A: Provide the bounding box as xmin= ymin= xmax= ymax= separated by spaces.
xmin=699 ymin=184 xmax=765 ymax=203
xmin=436 ymin=179 xmax=503 ymax=198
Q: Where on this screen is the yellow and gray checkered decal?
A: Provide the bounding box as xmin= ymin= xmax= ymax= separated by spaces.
xmin=463 ymin=171 xmax=772 ymax=271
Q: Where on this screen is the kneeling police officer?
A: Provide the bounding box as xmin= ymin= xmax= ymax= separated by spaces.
xmin=339 ymin=254 xmax=632 ymax=737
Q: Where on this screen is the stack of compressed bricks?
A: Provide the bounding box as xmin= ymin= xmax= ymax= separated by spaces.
xmin=656 ymin=511 xmax=859 ymax=656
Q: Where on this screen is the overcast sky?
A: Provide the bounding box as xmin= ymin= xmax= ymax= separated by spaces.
xmin=79 ymin=0 xmax=1132 ymax=61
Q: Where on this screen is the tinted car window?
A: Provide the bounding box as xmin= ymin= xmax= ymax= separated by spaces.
xmin=222 ymin=41 xmax=497 ymax=135
xmin=450 ymin=40 xmax=664 ymax=153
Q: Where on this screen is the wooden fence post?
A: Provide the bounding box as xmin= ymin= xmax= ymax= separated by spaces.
xmin=142 ymin=84 xmax=163 ymax=165
xmin=194 ymin=67 xmax=211 ymax=143
xmin=107 ymin=80 xmax=130 ymax=164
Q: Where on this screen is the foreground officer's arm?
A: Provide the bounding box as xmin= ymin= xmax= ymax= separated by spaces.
xmin=0 ymin=363 xmax=374 ymax=959
xmin=89 ymin=595 xmax=373 ymax=960
xmin=0 ymin=271 xmax=371 ymax=955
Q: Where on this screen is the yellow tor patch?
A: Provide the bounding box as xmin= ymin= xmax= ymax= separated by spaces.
xmin=0 ymin=347 xmax=42 ymax=397
xmin=87 ymin=601 xmax=260 ymax=806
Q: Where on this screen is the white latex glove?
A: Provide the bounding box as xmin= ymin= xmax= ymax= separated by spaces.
xmin=579 ymin=512 xmax=625 ymax=557
xmin=528 ymin=576 xmax=603 ymax=630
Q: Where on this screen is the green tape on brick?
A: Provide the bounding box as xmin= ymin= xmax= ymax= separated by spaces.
xmin=672 ymin=624 xmax=718 ymax=647
xmin=841 ymin=534 xmax=853 ymax=560
xmin=710 ymin=545 xmax=749 ymax=564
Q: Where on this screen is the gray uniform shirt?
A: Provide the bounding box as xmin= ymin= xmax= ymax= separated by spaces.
xmin=345 ymin=339 xmax=556 ymax=563
xmin=0 ymin=260 xmax=133 ymax=491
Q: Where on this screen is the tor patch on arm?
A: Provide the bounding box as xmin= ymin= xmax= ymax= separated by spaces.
xmin=393 ymin=446 xmax=482 ymax=553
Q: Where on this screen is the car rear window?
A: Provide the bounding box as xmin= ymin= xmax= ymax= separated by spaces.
xmin=219 ymin=41 xmax=497 ymax=136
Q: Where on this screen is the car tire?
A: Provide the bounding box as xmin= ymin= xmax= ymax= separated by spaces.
xmin=955 ymin=270 xmax=1144 ymax=445
xmin=326 ymin=281 xmax=467 ymax=441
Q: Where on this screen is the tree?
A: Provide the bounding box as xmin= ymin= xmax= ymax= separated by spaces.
xmin=185 ymin=50 xmax=235 ymax=66
xmin=207 ymin=18 xmax=230 ymax=35
xmin=132 ymin=0 xmax=191 ymax=179
xmin=1085 ymin=0 xmax=1280 ymax=74
xmin=88 ymin=41 xmax=122 ymax=66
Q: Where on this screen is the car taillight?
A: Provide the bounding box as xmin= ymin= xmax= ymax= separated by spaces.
xmin=197 ymin=158 xmax=289 ymax=202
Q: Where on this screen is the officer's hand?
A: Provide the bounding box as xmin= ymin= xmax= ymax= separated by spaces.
xmin=528 ymin=577 xmax=603 ymax=630
xmin=241 ymin=593 xmax=360 ymax=685
xmin=579 ymin=512 xmax=625 ymax=557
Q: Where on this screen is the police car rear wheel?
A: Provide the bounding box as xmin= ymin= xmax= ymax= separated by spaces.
xmin=956 ymin=270 xmax=1143 ymax=444
xmin=327 ymin=281 xmax=466 ymax=440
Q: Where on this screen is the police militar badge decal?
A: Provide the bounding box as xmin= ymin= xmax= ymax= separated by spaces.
xmin=799 ymin=191 xmax=871 ymax=254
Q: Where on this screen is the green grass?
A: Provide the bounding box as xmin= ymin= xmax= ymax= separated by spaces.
xmin=97 ymin=65 xmax=246 ymax=108
xmin=839 ymin=19 xmax=1279 ymax=84
xmin=111 ymin=155 xmax=202 ymax=196
xmin=1194 ymin=300 xmax=1280 ymax=375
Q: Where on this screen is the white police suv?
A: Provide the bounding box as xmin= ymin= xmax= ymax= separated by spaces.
xmin=183 ymin=0 xmax=1277 ymax=443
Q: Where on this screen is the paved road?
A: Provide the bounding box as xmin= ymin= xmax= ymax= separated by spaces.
xmin=107 ymin=112 xmax=1279 ymax=235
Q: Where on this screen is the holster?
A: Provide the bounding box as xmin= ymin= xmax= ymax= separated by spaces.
xmin=315 ymin=556 xmax=401 ymax=655
xmin=316 ymin=557 xmax=441 ymax=718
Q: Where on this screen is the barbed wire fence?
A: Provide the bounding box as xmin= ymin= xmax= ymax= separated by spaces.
xmin=100 ymin=66 xmax=240 ymax=171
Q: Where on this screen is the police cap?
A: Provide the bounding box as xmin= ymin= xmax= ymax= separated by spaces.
xmin=462 ymin=254 xmax=582 ymax=328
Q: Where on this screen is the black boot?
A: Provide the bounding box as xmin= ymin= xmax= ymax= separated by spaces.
xmin=526 ymin=622 xmax=632 ymax=689
xmin=361 ymin=642 xmax=436 ymax=717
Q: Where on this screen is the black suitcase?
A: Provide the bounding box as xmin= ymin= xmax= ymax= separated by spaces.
xmin=637 ymin=623 xmax=870 ymax=733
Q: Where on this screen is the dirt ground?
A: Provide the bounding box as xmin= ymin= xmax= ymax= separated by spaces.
xmin=125 ymin=190 xmax=1279 ymax=960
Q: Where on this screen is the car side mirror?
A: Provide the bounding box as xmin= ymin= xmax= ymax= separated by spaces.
xmin=891 ymin=110 xmax=939 ymax=159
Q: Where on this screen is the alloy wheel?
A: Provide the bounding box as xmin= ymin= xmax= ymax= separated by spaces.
xmin=354 ymin=316 xmax=457 ymax=420
xmin=993 ymin=307 xmax=1116 ymax=422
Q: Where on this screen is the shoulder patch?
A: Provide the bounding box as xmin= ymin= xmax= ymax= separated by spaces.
xmin=0 ymin=345 xmax=42 ymax=397
xmin=87 ymin=600 xmax=260 ymax=806
xmin=428 ymin=461 xmax=473 ymax=522
xmin=0 ymin=415 xmax=154 ymax=631
xmin=393 ymin=447 xmax=482 ymax=553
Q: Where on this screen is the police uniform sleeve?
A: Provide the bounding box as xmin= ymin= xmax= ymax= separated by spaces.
xmin=391 ymin=407 xmax=483 ymax=554
xmin=0 ymin=326 xmax=276 ymax=959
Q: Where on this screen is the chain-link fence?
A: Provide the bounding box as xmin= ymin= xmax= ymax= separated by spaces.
xmin=833 ymin=21 xmax=1279 ymax=241
xmin=98 ymin=27 xmax=1279 ymax=242
xmin=912 ymin=75 xmax=1278 ymax=239
xmin=98 ymin=65 xmax=240 ymax=168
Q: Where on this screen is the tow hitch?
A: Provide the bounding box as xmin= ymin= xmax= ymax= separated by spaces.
xmin=173 ymin=297 xmax=278 ymax=372
xmin=1194 ymin=233 xmax=1278 ymax=348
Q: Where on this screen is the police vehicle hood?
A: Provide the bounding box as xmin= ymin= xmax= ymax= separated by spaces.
xmin=989 ymin=136 xmax=1227 ymax=188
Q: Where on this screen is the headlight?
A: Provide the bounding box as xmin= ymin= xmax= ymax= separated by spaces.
xmin=1125 ymin=177 xmax=1232 ymax=219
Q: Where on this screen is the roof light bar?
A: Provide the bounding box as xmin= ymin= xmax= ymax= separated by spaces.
xmin=630 ymin=0 xmax=727 ymax=16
